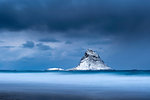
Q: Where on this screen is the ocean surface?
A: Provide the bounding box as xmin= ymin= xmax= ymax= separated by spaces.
xmin=0 ymin=70 xmax=150 ymax=100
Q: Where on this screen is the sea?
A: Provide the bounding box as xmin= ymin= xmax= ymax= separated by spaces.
xmin=0 ymin=70 xmax=150 ymax=100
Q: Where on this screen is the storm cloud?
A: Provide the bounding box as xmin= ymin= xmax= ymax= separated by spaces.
xmin=39 ymin=38 xmax=60 ymax=43
xmin=0 ymin=0 xmax=150 ymax=39
xmin=22 ymin=41 xmax=35 ymax=48
xmin=36 ymin=43 xmax=51 ymax=50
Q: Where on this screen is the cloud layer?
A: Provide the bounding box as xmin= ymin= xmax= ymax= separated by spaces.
xmin=0 ymin=0 xmax=150 ymax=38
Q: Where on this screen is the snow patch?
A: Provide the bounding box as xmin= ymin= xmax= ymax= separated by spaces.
xmin=47 ymin=68 xmax=64 ymax=71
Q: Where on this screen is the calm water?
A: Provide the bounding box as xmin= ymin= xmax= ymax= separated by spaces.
xmin=0 ymin=70 xmax=150 ymax=100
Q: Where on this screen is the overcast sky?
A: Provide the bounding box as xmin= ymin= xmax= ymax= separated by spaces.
xmin=0 ymin=0 xmax=150 ymax=70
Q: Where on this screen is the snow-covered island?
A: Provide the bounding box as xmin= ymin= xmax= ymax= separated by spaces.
xmin=47 ymin=49 xmax=112 ymax=71
xmin=70 ymin=49 xmax=112 ymax=70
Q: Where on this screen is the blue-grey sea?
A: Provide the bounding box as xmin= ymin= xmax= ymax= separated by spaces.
xmin=0 ymin=70 xmax=150 ymax=100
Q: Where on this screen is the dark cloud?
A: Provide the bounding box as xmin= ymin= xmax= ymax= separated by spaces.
xmin=36 ymin=43 xmax=51 ymax=50
xmin=22 ymin=41 xmax=34 ymax=48
xmin=65 ymin=41 xmax=72 ymax=44
xmin=39 ymin=38 xmax=60 ymax=43
xmin=87 ymin=40 xmax=112 ymax=45
xmin=0 ymin=46 xmax=15 ymax=48
xmin=0 ymin=0 xmax=150 ymax=40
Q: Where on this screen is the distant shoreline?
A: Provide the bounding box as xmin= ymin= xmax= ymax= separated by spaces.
xmin=0 ymin=69 xmax=150 ymax=72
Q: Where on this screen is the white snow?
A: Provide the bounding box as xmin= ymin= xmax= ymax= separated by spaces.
xmin=47 ymin=68 xmax=64 ymax=71
xmin=71 ymin=49 xmax=112 ymax=70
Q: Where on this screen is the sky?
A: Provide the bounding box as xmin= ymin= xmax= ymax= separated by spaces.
xmin=0 ymin=0 xmax=150 ymax=70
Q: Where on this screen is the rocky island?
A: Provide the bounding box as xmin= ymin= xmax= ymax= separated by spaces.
xmin=70 ymin=49 xmax=111 ymax=70
xmin=47 ymin=49 xmax=111 ymax=71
